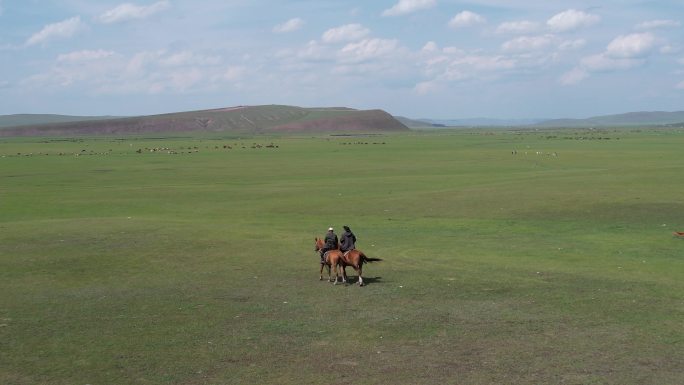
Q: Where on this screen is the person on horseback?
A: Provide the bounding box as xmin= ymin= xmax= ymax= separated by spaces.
xmin=320 ymin=227 xmax=338 ymax=264
xmin=340 ymin=225 xmax=356 ymax=253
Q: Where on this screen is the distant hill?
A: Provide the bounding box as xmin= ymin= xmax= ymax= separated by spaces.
xmin=399 ymin=111 xmax=684 ymax=128
xmin=535 ymin=111 xmax=684 ymax=127
xmin=0 ymin=114 xmax=122 ymax=128
xmin=395 ymin=117 xmax=545 ymax=127
xmin=0 ymin=105 xmax=408 ymax=136
xmin=394 ymin=116 xmax=445 ymax=128
xmin=422 ymin=118 xmax=544 ymax=127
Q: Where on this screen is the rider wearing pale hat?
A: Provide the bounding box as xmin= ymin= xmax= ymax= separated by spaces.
xmin=320 ymin=227 xmax=338 ymax=264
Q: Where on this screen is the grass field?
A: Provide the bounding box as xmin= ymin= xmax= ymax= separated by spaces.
xmin=1 ymin=128 xmax=683 ymax=384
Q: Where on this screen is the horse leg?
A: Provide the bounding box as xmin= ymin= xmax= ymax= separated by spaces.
xmin=332 ymin=261 xmax=339 ymax=285
xmin=329 ymin=262 xmax=335 ymax=283
xmin=341 ymin=265 xmax=347 ymax=284
xmin=319 ymin=263 xmax=325 ymax=281
xmin=357 ymin=265 xmax=364 ymax=286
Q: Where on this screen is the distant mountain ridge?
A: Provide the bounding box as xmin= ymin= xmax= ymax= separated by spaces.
xmin=397 ymin=111 xmax=684 ymax=128
xmin=0 ymin=114 xmax=122 ymax=128
xmin=3 ymin=108 xmax=682 ymax=135
xmin=533 ymin=111 xmax=684 ymax=127
xmin=423 ymin=118 xmax=545 ymax=127
xmin=0 ymin=105 xmax=408 ymax=136
xmin=394 ymin=116 xmax=446 ymax=128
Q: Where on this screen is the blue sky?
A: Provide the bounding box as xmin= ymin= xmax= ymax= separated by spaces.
xmin=0 ymin=0 xmax=682 ymax=118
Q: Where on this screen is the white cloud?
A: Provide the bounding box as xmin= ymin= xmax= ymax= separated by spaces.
xmin=422 ymin=51 xmax=518 ymax=83
xmin=422 ymin=41 xmax=438 ymax=52
xmin=636 ymin=19 xmax=681 ymax=30
xmin=559 ymin=39 xmax=586 ymax=50
xmin=441 ymin=59 xmax=492 ymax=81
xmin=222 ymin=66 xmax=246 ymax=82
xmin=561 ymin=31 xmax=656 ymax=85
xmin=57 ymin=49 xmax=115 ymax=62
xmin=322 ymin=24 xmax=370 ymax=43
xmin=559 ymin=54 xmax=643 ymax=86
xmin=296 ymin=40 xmax=330 ymax=61
xmin=276 ymin=39 xmax=336 ymax=69
xmin=559 ymin=68 xmax=588 ymax=85
xmin=98 ymin=1 xmax=170 ymax=24
xmin=442 ymin=46 xmax=463 ymax=55
xmin=158 ymin=51 xmax=221 ymax=67
xmin=25 ymin=50 xmax=122 ymax=88
xmin=382 ymin=0 xmax=436 ymax=17
xmin=273 ymin=18 xmax=304 ymax=33
xmin=496 ymin=21 xmax=540 ymax=35
xmin=450 ymin=55 xmax=516 ymax=73
xmin=661 ymin=45 xmax=681 ymax=54
xmin=338 ymin=38 xmax=400 ymax=63
xmin=606 ymin=32 xmax=656 ymax=58
xmin=418 ymin=39 xmax=568 ymax=90
xmin=547 ymin=9 xmax=600 ymax=32
xmin=168 ymin=68 xmax=203 ymax=91
xmin=23 ymin=48 xmax=246 ymax=94
xmin=580 ymin=53 xmax=644 ymax=72
xmin=414 ymin=80 xmax=440 ymax=95
xmin=422 ymin=55 xmax=449 ymax=77
xmin=449 ymin=11 xmax=486 ymax=29
xmin=26 ymin=16 xmax=86 ymax=46
xmin=677 ymin=80 xmax=684 ymax=89
xmin=126 ymin=50 xmax=163 ymax=76
xmin=501 ymin=35 xmax=555 ymax=53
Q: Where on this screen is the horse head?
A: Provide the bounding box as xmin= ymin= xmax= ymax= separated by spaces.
xmin=314 ymin=237 xmax=324 ymax=251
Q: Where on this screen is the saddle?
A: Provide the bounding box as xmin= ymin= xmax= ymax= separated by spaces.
xmin=322 ymin=251 xmax=334 ymax=264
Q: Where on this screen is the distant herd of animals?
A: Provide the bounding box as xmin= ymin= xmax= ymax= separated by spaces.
xmin=135 ymin=143 xmax=280 ymax=154
xmin=0 ymin=143 xmax=280 ymax=158
xmin=339 ymin=141 xmax=387 ymax=145
xmin=1 ymin=140 xmax=399 ymax=158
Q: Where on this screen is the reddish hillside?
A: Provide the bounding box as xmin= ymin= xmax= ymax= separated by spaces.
xmin=0 ymin=105 xmax=408 ymax=136
xmin=271 ymin=109 xmax=407 ymax=132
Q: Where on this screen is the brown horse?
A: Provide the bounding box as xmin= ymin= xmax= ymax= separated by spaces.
xmin=339 ymin=249 xmax=383 ymax=286
xmin=314 ymin=238 xmax=344 ymax=284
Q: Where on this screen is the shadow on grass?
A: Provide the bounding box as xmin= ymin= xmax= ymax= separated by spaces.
xmin=318 ymin=276 xmax=384 ymax=286
xmin=343 ymin=275 xmax=383 ymax=286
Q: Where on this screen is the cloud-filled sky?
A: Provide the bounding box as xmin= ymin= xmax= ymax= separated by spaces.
xmin=0 ymin=0 xmax=682 ymax=118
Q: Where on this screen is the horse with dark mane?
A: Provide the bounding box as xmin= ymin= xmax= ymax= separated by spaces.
xmin=314 ymin=237 xmax=344 ymax=284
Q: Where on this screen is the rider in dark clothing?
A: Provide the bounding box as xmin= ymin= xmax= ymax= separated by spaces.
xmin=320 ymin=227 xmax=338 ymax=264
xmin=340 ymin=225 xmax=356 ymax=252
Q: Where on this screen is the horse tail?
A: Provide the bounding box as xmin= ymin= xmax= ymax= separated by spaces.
xmin=361 ymin=252 xmax=383 ymax=263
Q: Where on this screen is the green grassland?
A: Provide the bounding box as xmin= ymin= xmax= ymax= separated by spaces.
xmin=1 ymin=128 xmax=683 ymax=384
